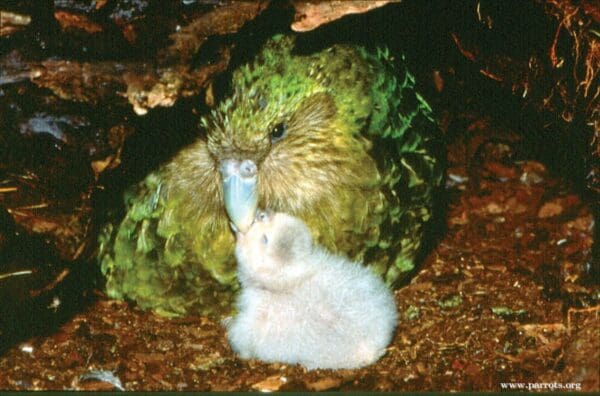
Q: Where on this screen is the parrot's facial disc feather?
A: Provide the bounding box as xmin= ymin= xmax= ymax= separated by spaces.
xmin=220 ymin=159 xmax=258 ymax=233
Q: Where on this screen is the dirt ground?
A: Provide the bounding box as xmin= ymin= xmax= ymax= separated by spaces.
xmin=0 ymin=119 xmax=598 ymax=392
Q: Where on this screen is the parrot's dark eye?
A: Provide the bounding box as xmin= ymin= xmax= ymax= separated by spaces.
xmin=270 ymin=123 xmax=287 ymax=143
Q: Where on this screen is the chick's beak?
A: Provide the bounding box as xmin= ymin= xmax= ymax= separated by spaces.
xmin=220 ymin=159 xmax=258 ymax=234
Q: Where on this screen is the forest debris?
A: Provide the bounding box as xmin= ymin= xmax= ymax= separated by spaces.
xmin=29 ymin=269 xmax=70 ymax=297
xmin=188 ymin=353 xmax=227 ymax=371
xmin=0 ymin=50 xmax=41 ymax=86
xmin=0 ymin=83 xmax=134 ymax=261
xmin=433 ymin=70 xmax=444 ymax=92
xmin=27 ymin=49 xmax=231 ymax=114
xmin=491 ymin=307 xmax=528 ymax=320
xmin=518 ymin=323 xmax=567 ymax=337
xmin=567 ymin=306 xmax=600 ymax=334
xmin=305 ymin=376 xmax=342 ymax=391
xmin=91 ymin=158 xmax=115 ymax=176
xmin=91 ymin=139 xmax=129 ymax=177
xmin=31 ymin=60 xmax=127 ymax=105
xmin=291 ymin=0 xmax=397 ymax=32
xmin=450 ymin=32 xmax=477 ymax=62
xmin=565 ymin=214 xmax=594 ymax=232
xmin=521 ymin=161 xmax=547 ymax=175
xmin=483 ymin=162 xmax=518 ymax=180
xmin=505 ymin=197 xmax=527 ymax=214
xmin=122 ymin=59 xmax=233 ymax=115
xmin=19 ymin=344 xmax=34 ymax=354
xmin=438 ymin=294 xmax=463 ymax=309
xmin=0 ymin=270 xmax=33 ymax=281
xmin=537 ymin=201 xmax=563 ymax=218
xmin=404 ymin=305 xmax=420 ymax=320
xmin=446 ymin=173 xmax=469 ymax=188
xmin=449 ymin=211 xmax=469 ymax=226
xmin=54 ymin=11 xmax=103 ymax=34
xmin=0 ymin=11 xmax=31 ymax=36
xmin=498 ymin=339 xmax=563 ymax=367
xmin=22 ymin=1 xmax=266 ymax=113
xmin=540 ymin=314 xmax=599 ymax=391
xmin=133 ymin=352 xmax=165 ymax=363
xmin=5 ymin=205 xmax=92 ymax=261
xmin=76 ymin=370 xmax=124 ymax=391
xmin=451 ymin=0 xmax=599 ymax=196
xmin=161 ymin=1 xmax=269 ymax=63
xmin=251 ymin=375 xmax=288 ymax=392
xmin=95 ymin=0 xmax=109 ymax=10
xmin=485 ymin=202 xmax=503 ymax=215
xmin=520 ymin=171 xmax=544 ymax=185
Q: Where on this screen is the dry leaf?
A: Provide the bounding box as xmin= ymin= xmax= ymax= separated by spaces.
xmin=291 ymin=0 xmax=397 ymax=32
xmin=251 ymin=375 xmax=288 ymax=392
xmin=537 ymin=201 xmax=563 ymax=218
xmin=305 ymin=376 xmax=342 ymax=391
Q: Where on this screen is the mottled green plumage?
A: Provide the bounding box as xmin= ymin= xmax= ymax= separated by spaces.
xmin=99 ymin=35 xmax=443 ymax=318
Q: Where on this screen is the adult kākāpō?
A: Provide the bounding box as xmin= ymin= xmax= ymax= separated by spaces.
xmin=98 ymin=35 xmax=444 ymax=318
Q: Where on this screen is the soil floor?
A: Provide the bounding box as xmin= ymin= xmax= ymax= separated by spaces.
xmin=0 ymin=120 xmax=598 ymax=392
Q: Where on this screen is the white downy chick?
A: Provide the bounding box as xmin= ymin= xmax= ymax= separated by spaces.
xmin=227 ymin=211 xmax=398 ymax=370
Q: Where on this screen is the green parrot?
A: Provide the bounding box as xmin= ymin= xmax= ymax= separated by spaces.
xmin=98 ymin=35 xmax=443 ymax=318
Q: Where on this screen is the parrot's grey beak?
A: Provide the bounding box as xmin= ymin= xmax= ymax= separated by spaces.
xmin=220 ymin=159 xmax=258 ymax=234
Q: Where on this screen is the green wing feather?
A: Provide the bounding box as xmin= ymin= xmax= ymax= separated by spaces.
xmin=99 ymin=171 xmax=237 ymax=318
xmin=360 ymin=47 xmax=444 ymax=284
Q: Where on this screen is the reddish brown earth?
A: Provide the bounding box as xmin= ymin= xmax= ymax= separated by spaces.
xmin=0 ymin=120 xmax=597 ymax=392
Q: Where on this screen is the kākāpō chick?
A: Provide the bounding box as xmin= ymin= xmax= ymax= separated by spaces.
xmin=227 ymin=210 xmax=398 ymax=370
xmin=98 ymin=34 xmax=444 ymax=318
